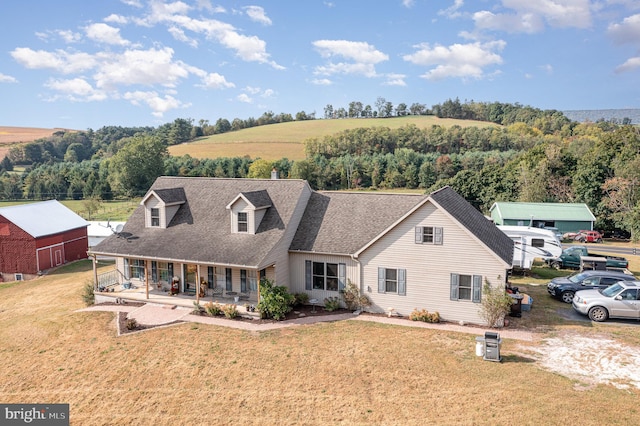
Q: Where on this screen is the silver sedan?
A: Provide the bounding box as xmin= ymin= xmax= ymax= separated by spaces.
xmin=572 ymin=281 xmax=640 ymax=322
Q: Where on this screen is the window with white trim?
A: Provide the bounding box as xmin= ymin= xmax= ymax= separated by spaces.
xmin=305 ymin=261 xmax=346 ymax=292
xmin=415 ymin=226 xmax=443 ymax=245
xmin=450 ymin=273 xmax=482 ymax=302
xmin=377 ymin=267 xmax=406 ymax=295
xmin=150 ymin=208 xmax=160 ymax=227
xmin=238 ymin=212 xmax=248 ymax=232
xmin=128 ymin=259 xmax=145 ymax=280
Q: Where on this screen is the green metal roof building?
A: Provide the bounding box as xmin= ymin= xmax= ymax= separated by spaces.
xmin=489 ymin=202 xmax=596 ymax=234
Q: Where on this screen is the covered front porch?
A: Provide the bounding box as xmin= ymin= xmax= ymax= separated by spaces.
xmin=94 ymin=280 xmax=260 ymax=317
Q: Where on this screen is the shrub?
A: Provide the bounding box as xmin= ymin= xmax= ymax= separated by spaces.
xmin=293 ymin=292 xmax=310 ymax=306
xmin=192 ymin=301 xmax=204 ymax=315
xmin=221 ymin=304 xmax=238 ymax=319
xmin=409 ymin=309 xmax=440 ymax=323
xmin=82 ymin=280 xmax=95 ymax=306
xmin=204 ymin=302 xmax=222 ymax=316
xmin=125 ymin=318 xmax=138 ymax=330
xmin=479 ymin=280 xmax=513 ymax=328
xmin=324 ymin=296 xmax=341 ymax=312
xmin=341 ymin=280 xmax=371 ymax=311
xmin=257 ymin=278 xmax=295 ymax=320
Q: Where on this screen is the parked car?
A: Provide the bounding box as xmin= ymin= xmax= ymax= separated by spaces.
xmin=546 ymin=245 xmax=629 ymax=270
xmin=547 ymin=270 xmax=636 ymax=303
xmin=574 ymin=230 xmax=603 ymax=243
xmin=572 ymin=281 xmax=640 ymax=322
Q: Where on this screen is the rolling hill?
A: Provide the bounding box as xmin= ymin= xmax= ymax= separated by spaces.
xmin=167 ymin=116 xmax=499 ymax=161
xmin=0 ymin=126 xmax=73 ymax=161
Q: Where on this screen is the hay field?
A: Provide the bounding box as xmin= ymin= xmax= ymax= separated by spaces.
xmin=168 ymin=116 xmax=497 ymax=161
xmin=0 ymin=261 xmax=638 ymax=425
xmin=0 ymin=126 xmax=70 ymax=160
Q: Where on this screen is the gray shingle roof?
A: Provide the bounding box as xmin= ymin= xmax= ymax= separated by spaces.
xmin=153 ymin=187 xmax=186 ymax=204
xmin=241 ymin=190 xmax=272 ymax=209
xmin=290 ymin=191 xmax=427 ymax=254
xmin=430 ymin=186 xmax=513 ymax=265
xmin=92 ymin=177 xmax=310 ymax=267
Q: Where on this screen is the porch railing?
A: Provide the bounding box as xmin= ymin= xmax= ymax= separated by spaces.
xmin=96 ymin=269 xmax=120 ymax=290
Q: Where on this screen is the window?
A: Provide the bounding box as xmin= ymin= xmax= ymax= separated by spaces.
xmin=240 ymin=269 xmax=247 ymax=292
xmin=225 ymin=267 xmax=232 ymax=291
xmin=531 ymin=238 xmax=544 ymax=248
xmin=377 ymin=267 xmax=406 ymax=295
xmin=249 ymin=270 xmax=258 ymax=291
xmin=128 ymin=259 xmax=145 ymax=280
xmin=305 ymin=261 xmax=346 ymax=292
xmin=450 ymin=273 xmax=482 ymax=302
xmin=238 ymin=212 xmax=248 ymax=232
xmin=151 ymin=261 xmax=170 ymax=283
xmin=150 ymin=208 xmax=160 ymax=227
xmin=415 ymin=226 xmax=443 ymax=245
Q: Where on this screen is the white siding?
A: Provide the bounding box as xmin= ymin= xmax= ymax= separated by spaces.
xmin=289 ymin=252 xmax=359 ymax=303
xmin=358 ymin=202 xmax=509 ymax=325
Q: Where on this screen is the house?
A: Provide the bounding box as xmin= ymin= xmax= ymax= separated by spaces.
xmin=489 ymin=202 xmax=596 ymax=235
xmin=89 ymin=177 xmax=513 ymax=325
xmin=0 ymin=200 xmax=89 ymax=282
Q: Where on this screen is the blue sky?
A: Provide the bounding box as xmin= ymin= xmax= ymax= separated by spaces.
xmin=1 ymin=0 xmax=639 ymax=130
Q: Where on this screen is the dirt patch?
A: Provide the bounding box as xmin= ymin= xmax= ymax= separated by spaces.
xmin=523 ymin=332 xmax=640 ymax=390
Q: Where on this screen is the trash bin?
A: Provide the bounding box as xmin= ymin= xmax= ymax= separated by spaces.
xmin=509 ymin=294 xmax=523 ymax=317
xmin=483 ymin=332 xmax=502 ymax=362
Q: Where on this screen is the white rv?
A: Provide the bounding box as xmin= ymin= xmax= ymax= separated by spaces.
xmin=498 ymin=225 xmax=563 ymax=270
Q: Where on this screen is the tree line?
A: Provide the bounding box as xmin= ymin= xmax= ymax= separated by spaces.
xmin=1 ymin=101 xmax=639 ymax=238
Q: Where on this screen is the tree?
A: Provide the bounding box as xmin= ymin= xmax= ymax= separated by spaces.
xmin=247 ymin=159 xmax=274 ymax=179
xmin=479 ymin=280 xmax=513 ymax=328
xmin=108 ymin=135 xmax=167 ymax=197
xmin=324 ymin=104 xmax=334 ymax=119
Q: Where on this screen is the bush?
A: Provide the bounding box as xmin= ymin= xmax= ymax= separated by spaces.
xmin=409 ymin=309 xmax=440 ymax=323
xmin=204 ymin=302 xmax=222 ymax=316
xmin=324 ymin=296 xmax=341 ymax=312
xmin=221 ymin=304 xmax=239 ymax=319
xmin=257 ymin=278 xmax=295 ymax=320
xmin=82 ymin=280 xmax=95 ymax=306
xmin=192 ymin=301 xmax=205 ymax=315
xmin=293 ymin=292 xmax=310 ymax=306
xmin=341 ymin=280 xmax=371 ymax=311
xmin=125 ymin=318 xmax=138 ymax=330
xmin=479 ymin=280 xmax=513 ymax=328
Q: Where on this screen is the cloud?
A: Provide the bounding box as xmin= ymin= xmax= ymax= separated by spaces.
xmin=473 ymin=0 xmax=592 ymax=33
xmin=120 ymin=0 xmax=143 ymax=7
xmin=168 ymin=26 xmax=199 ymax=47
xmin=403 ymin=41 xmax=505 ymax=80
xmin=383 ymin=73 xmax=407 ymax=86
xmin=0 ymin=73 xmax=17 ymax=83
xmin=608 ymin=13 xmax=640 ymax=45
xmin=11 ymin=48 xmax=97 ymax=74
xmin=402 ymin=0 xmax=415 ymax=8
xmin=237 ymin=93 xmax=252 ymax=103
xmin=312 ymin=40 xmax=388 ymax=77
xmin=84 ymin=23 xmax=130 ymax=46
xmin=311 ymin=78 xmax=332 ymax=85
xmin=200 ymin=72 xmax=235 ymax=89
xmin=123 ymin=90 xmax=189 ymax=117
xmin=615 ymin=56 xmax=640 ymax=73
xmin=438 ymin=0 xmax=464 ymax=18
xmin=244 ymin=6 xmax=272 ymax=25
xmin=104 ymin=14 xmax=130 ymax=25
xmin=44 ymin=77 xmax=108 ymax=101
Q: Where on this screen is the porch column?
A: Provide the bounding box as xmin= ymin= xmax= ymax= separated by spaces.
xmin=145 ymin=261 xmax=149 ymax=300
xmin=92 ymin=254 xmax=98 ymax=290
xmin=196 ymin=264 xmax=201 ymax=304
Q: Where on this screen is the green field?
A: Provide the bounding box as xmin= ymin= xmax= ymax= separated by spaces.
xmin=168 ymin=116 xmax=499 ymax=161
xmin=0 ymin=199 xmax=140 ymax=221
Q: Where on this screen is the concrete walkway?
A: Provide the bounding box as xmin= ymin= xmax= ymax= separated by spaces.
xmin=79 ymin=303 xmax=535 ymax=341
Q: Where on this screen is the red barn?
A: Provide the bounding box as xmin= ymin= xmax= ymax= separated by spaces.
xmin=0 ymin=200 xmax=89 ymax=282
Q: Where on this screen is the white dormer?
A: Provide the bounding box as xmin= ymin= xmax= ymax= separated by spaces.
xmin=140 ymin=188 xmax=186 ymax=229
xmin=226 ymin=190 xmax=272 ymax=234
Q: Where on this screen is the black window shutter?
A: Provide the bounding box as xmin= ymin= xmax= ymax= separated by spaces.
xmin=472 ymin=275 xmax=482 ymax=303
xmin=338 ymin=263 xmax=346 ymax=291
xmin=415 ymin=226 xmax=423 ymax=243
xmin=398 ymin=269 xmax=406 ymax=296
xmin=435 ymin=227 xmax=443 ymax=245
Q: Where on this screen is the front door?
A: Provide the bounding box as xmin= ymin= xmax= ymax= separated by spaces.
xmin=184 ymin=264 xmax=197 ymax=293
xmin=54 ymin=248 xmax=63 ymax=266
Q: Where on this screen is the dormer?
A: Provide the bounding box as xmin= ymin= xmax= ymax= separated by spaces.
xmin=140 ymin=187 xmax=186 ymax=229
xmin=226 ymin=190 xmax=272 ymax=234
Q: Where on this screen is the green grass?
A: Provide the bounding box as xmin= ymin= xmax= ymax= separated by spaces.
xmin=168 ymin=116 xmax=499 ymax=161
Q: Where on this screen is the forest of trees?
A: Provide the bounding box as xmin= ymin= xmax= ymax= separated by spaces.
xmin=1 ymin=100 xmax=639 ymax=238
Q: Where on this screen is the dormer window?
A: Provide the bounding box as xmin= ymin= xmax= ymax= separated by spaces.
xmin=238 ymin=212 xmax=248 ymax=232
xmin=151 ymin=208 xmax=160 ymax=227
